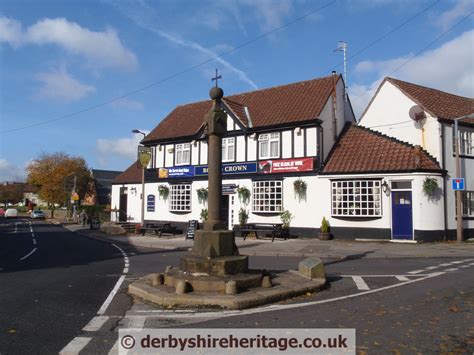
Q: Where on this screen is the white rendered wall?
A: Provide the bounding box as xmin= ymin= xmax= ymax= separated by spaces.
xmin=282 ymin=130 xmax=292 ymax=158
xmin=306 ymin=127 xmax=317 ymax=156
xmin=164 ymin=144 xmax=174 ymax=167
xmin=359 ymin=81 xmax=442 ymax=162
xmin=293 ymin=129 xmax=304 ymax=157
xmin=110 ymin=185 xmax=121 ymax=222
xmin=236 ymin=136 xmax=246 ymax=162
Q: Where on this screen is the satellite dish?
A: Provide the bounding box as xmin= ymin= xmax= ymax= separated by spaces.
xmin=409 ymin=105 xmax=426 ymax=127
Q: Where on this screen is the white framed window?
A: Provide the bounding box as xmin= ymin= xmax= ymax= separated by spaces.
xmin=252 ymin=180 xmax=283 ymax=213
xmin=458 ymin=130 xmax=474 ymax=156
xmin=222 ymin=137 xmax=235 ymax=162
xmin=258 ymin=132 xmax=280 ymax=159
xmin=331 ymin=180 xmax=382 ymax=217
xmin=170 ymin=184 xmax=191 ymax=212
xmin=175 ymin=143 xmax=191 ymax=165
xmin=462 ymin=191 xmax=474 ymax=217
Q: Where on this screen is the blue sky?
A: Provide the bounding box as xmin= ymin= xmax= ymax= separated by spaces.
xmin=1 ymin=0 xmax=473 ymax=181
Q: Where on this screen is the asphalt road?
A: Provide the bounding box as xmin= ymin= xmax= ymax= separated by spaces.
xmin=1 ymin=220 xmax=473 ymax=354
xmin=0 ymin=218 xmax=126 ymax=355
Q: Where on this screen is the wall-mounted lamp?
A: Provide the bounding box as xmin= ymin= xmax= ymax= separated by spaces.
xmin=130 ymin=187 xmax=137 ymax=195
xmin=295 ymin=127 xmax=302 ymax=135
xmin=158 ymin=145 xmax=162 ymax=151
xmin=168 ymin=147 xmax=174 ymax=153
xmin=249 ymin=133 xmax=256 ymax=139
xmin=191 ymin=140 xmax=197 ymax=146
xmin=381 ymin=180 xmax=389 ymax=193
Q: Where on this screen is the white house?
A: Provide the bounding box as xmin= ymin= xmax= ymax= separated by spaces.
xmin=359 ymin=77 xmax=474 ymax=241
xmin=111 ymin=74 xmax=469 ymax=242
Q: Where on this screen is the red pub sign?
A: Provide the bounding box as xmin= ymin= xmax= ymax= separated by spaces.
xmin=258 ymin=157 xmax=314 ymax=174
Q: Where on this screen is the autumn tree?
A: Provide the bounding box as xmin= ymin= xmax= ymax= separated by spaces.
xmin=26 ymin=152 xmax=92 ymax=211
xmin=0 ymin=183 xmax=25 ymax=206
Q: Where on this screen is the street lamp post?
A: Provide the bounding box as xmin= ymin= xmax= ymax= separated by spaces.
xmin=453 ymin=113 xmax=474 ymax=243
xmin=132 ymin=129 xmax=147 ymax=227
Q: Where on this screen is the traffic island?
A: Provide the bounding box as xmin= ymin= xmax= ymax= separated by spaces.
xmin=128 ymin=268 xmax=326 ymax=310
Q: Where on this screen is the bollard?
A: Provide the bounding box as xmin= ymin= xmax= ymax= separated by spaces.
xmin=261 ymin=275 xmax=272 ymax=288
xmin=175 ymin=280 xmax=188 ymax=294
xmin=225 ymin=280 xmax=237 ymax=295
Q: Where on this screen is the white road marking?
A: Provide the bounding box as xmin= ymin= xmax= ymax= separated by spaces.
xmin=19 ymin=247 xmax=37 ymax=260
xmin=123 ymin=267 xmax=129 ymax=273
xmin=108 ymin=340 xmax=119 ymax=355
xmin=127 ymin=316 xmax=146 ymax=329
xmin=425 ymin=266 xmax=438 ymax=270
xmin=439 ymin=263 xmax=452 ymax=266
xmin=396 ymin=276 xmax=410 ymax=281
xmin=407 ymin=269 xmax=425 ymax=274
xmin=351 ymin=276 xmax=370 ymax=290
xmin=450 ymin=261 xmax=464 ymax=264
xmin=340 ymin=274 xmax=429 ymax=277
xmin=96 ymin=243 xmax=129 ymax=315
xmin=83 ymin=316 xmax=109 ymax=332
xmin=459 ymin=265 xmax=470 ymax=268
xmin=445 ymin=268 xmax=459 ymax=272
xmin=59 ymin=337 xmax=92 ymax=355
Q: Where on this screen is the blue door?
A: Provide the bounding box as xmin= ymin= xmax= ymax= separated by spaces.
xmin=391 ymin=191 xmax=413 ymax=240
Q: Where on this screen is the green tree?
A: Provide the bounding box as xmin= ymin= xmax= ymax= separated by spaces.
xmin=26 ymin=152 xmax=92 ymax=215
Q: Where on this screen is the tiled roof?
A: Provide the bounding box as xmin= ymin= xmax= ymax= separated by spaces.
xmin=387 ymin=77 xmax=474 ymax=123
xmin=143 ymin=75 xmax=339 ymax=142
xmin=322 ymin=124 xmax=442 ymax=174
xmin=113 ymin=161 xmax=141 ymax=184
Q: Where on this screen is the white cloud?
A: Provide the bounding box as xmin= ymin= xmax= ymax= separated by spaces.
xmin=96 ymin=130 xmax=150 ymax=165
xmin=0 ymin=16 xmax=23 ymax=47
xmin=239 ymin=0 xmax=293 ymax=32
xmin=106 ymin=0 xmax=258 ymax=89
xmin=0 ymin=159 xmax=25 ymax=182
xmin=438 ymin=0 xmax=474 ymax=30
xmin=110 ymin=98 xmax=144 ymax=110
xmin=0 ymin=16 xmax=137 ymax=71
xmin=34 ymin=66 xmax=95 ymax=102
xmin=349 ymin=30 xmax=474 ymax=118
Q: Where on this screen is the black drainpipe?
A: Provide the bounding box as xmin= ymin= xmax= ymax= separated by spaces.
xmin=441 ymin=122 xmax=448 ymax=241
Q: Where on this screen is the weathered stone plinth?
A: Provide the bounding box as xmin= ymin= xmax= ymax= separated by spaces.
xmin=192 ymin=229 xmax=238 ymax=258
xmin=180 ymin=255 xmax=249 ymax=276
xmin=164 ymin=268 xmax=262 ymax=293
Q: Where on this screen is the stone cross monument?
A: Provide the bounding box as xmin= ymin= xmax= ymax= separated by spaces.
xmin=180 ymin=72 xmax=248 ymax=275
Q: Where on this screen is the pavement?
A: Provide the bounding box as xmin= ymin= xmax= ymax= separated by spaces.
xmin=61 ymin=222 xmax=474 ymax=259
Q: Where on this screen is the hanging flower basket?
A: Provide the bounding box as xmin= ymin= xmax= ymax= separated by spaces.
xmin=196 ymin=187 xmax=208 ymax=204
xmin=158 ymin=185 xmax=169 ymax=200
xmin=237 ymin=186 xmax=251 ymax=205
xmin=423 ymin=177 xmax=438 ymax=196
xmin=293 ymin=178 xmax=307 ymax=201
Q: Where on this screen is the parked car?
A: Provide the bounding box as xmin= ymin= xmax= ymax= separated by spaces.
xmin=4 ymin=208 xmax=18 ymax=218
xmin=0 ymin=208 xmax=5 ymax=217
xmin=31 ymin=210 xmax=45 ymax=219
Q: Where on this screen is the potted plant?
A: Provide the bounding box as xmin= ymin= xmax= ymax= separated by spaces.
xmin=200 ymin=208 xmax=208 ymax=222
xmin=237 ymin=186 xmax=251 ymax=205
xmin=238 ymin=208 xmax=249 ymax=226
xmin=293 ymin=178 xmax=307 ymax=201
xmin=280 ymin=210 xmax=293 ymax=229
xmin=158 ymin=185 xmax=169 ymax=200
xmin=423 ymin=177 xmax=438 ymax=197
xmin=196 ymin=187 xmax=208 ymax=204
xmin=319 ymin=217 xmax=332 ymax=240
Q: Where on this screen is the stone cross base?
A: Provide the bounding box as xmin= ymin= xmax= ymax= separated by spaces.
xmin=192 ymin=229 xmax=238 ymax=258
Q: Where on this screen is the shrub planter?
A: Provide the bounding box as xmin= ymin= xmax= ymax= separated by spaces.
xmin=318 ymin=232 xmax=332 ymax=240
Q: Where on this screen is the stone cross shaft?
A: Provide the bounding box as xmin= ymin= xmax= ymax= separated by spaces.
xmin=204 ymin=88 xmax=227 ymax=231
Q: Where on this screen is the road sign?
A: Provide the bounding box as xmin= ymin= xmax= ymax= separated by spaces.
xmin=452 ymin=178 xmax=465 ymax=191
xmin=71 ymin=192 xmax=79 ymax=201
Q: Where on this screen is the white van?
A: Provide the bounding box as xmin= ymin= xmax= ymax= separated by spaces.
xmin=4 ymin=208 xmax=18 ymax=218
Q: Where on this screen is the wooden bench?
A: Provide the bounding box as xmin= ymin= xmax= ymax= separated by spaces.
xmin=240 ymin=223 xmax=289 ymax=242
xmin=140 ymin=223 xmax=177 ymax=237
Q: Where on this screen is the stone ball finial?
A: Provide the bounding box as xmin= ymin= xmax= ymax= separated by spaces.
xmin=209 ymin=86 xmax=224 ymax=101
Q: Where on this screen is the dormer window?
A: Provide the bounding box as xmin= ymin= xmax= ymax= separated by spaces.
xmin=175 ymin=143 xmax=190 ymax=165
xmin=258 ymin=132 xmax=280 ymax=159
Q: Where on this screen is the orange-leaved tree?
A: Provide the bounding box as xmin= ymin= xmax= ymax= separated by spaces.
xmin=26 ymin=152 xmax=92 ymax=214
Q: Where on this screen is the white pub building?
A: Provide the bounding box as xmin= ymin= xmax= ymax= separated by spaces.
xmin=111 ymin=73 xmax=473 ymax=242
